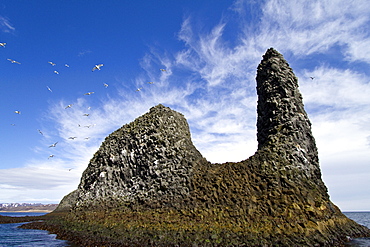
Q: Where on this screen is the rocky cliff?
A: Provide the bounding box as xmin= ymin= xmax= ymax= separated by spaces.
xmin=54 ymin=48 xmax=370 ymax=246
xmin=67 ymin=104 xmax=207 ymax=210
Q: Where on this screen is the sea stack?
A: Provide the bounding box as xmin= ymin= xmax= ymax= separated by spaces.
xmin=53 ymin=48 xmax=370 ymax=246
xmin=257 ymin=48 xmax=320 ymax=172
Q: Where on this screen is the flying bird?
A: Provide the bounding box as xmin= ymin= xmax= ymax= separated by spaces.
xmin=7 ymin=59 xmax=21 ymax=64
xmin=65 ymin=104 xmax=73 ymax=109
xmin=160 ymin=69 xmax=166 ymax=72
xmin=85 ymin=137 xmax=90 ymax=140
xmin=0 ymin=43 xmax=6 ymax=47
xmin=48 ymin=155 xmax=54 ymax=159
xmin=14 ymin=110 xmax=21 ymax=114
xmin=64 ymin=64 xmax=69 ymax=67
xmin=49 ymin=142 xmax=58 ymax=148
xmin=48 ymin=61 xmax=56 ymax=66
xmin=103 ymin=83 xmax=109 ymax=88
xmin=310 ymin=77 xmax=315 ymax=80
xmin=46 ymin=86 xmax=52 ymax=92
xmin=68 ymin=137 xmax=77 ymax=140
xmin=68 ymin=168 xmax=73 ymax=171
xmin=147 ymin=82 xmax=154 ymax=84
xmin=92 ymin=64 xmax=104 ymax=71
xmin=83 ymin=113 xmax=90 ymax=116
xmin=84 ymin=92 xmax=94 ymax=95
xmin=54 ymin=70 xmax=59 ymax=74
xmin=38 ymin=129 xmax=43 ymax=135
xmin=136 ymin=87 xmax=143 ymax=92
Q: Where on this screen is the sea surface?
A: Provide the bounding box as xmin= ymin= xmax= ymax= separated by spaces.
xmin=344 ymin=212 xmax=370 ymax=247
xmin=0 ymin=212 xmax=70 ymax=247
xmin=0 ymin=211 xmax=369 ymax=246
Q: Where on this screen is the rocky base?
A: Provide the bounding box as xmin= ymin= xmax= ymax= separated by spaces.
xmin=41 ymin=149 xmax=370 ymax=246
xmin=20 ymin=210 xmax=370 ymax=247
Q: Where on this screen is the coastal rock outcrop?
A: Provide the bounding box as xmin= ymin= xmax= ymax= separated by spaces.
xmin=54 ymin=48 xmax=370 ymax=246
xmin=56 ymin=104 xmax=208 ymax=211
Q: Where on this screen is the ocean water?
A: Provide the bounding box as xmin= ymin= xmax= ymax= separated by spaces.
xmin=344 ymin=212 xmax=370 ymax=247
xmin=0 ymin=212 xmax=369 ymax=246
xmin=0 ymin=212 xmax=70 ymax=247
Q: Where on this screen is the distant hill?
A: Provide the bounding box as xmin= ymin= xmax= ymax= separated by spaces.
xmin=0 ymin=203 xmax=58 ymax=212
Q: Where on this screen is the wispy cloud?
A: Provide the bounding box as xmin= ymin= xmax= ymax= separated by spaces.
xmin=299 ymin=67 xmax=370 ymax=109
xmin=249 ymin=0 xmax=370 ymax=58
xmin=0 ymin=16 xmax=15 ymax=33
xmin=78 ymin=50 xmax=92 ymax=57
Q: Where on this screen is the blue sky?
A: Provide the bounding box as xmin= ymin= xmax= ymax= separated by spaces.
xmin=1 ymin=0 xmax=369 ymax=211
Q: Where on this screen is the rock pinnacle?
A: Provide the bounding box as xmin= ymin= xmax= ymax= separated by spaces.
xmin=256 ymin=48 xmax=321 ymax=180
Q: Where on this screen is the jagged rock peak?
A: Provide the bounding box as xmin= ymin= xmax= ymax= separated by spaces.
xmin=256 ymin=48 xmax=321 ymax=180
xmin=72 ymin=104 xmax=207 ymax=209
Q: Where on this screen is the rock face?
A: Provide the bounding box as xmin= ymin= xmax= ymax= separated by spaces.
xmin=55 ymin=48 xmax=370 ymax=246
xmin=57 ymin=104 xmax=207 ymax=210
xmin=257 ymin=48 xmax=322 ymax=180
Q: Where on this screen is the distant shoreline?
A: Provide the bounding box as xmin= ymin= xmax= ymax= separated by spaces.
xmin=0 ymin=210 xmax=52 ymax=213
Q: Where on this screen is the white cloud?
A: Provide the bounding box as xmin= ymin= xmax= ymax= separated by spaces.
xmin=299 ymin=67 xmax=370 ymax=108
xmin=324 ymin=172 xmax=370 ymax=212
xmin=344 ymin=37 xmax=370 ymax=64
xmin=252 ymin=0 xmax=370 ymax=57
xmin=0 ymin=161 xmax=81 ymax=203
xmin=0 ymin=16 xmax=15 ymax=33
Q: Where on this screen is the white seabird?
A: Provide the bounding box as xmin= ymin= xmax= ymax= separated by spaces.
xmin=65 ymin=104 xmax=73 ymax=109
xmin=38 ymin=129 xmax=43 ymax=135
xmin=54 ymin=70 xmax=59 ymax=74
xmin=103 ymin=83 xmax=109 ymax=88
xmin=0 ymin=43 xmax=6 ymax=47
xmin=48 ymin=61 xmax=56 ymax=66
xmin=92 ymin=64 xmax=104 ymax=71
xmin=14 ymin=110 xmax=21 ymax=114
xmin=48 ymin=154 xmax=54 ymax=159
xmin=84 ymin=92 xmax=94 ymax=95
xmin=47 ymin=86 xmax=52 ymax=92
xmin=83 ymin=113 xmax=90 ymax=116
xmin=68 ymin=137 xmax=77 ymax=140
xmin=7 ymin=59 xmax=21 ymax=64
xmin=65 ymin=64 xmax=70 ymax=67
xmin=136 ymin=87 xmax=143 ymax=92
xmin=49 ymin=142 xmax=58 ymax=148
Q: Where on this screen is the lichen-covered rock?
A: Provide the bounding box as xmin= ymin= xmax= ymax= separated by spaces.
xmin=54 ymin=48 xmax=370 ymax=246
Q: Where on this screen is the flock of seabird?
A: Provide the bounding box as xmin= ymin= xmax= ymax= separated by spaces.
xmin=4 ymin=41 xmax=166 ymax=161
